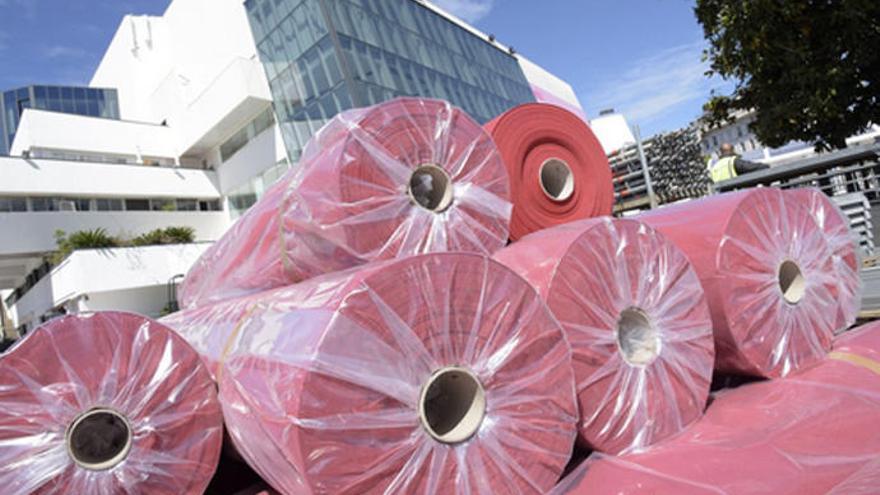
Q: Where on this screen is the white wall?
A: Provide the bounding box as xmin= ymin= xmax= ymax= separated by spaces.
xmin=10 ymin=110 xmax=177 ymax=159
xmin=91 ymin=0 xmax=264 ymax=126
xmin=590 ymin=113 xmax=637 ymax=154
xmin=518 ymin=56 xmax=587 ymax=119
xmin=217 ymin=123 xmax=287 ymax=193
xmin=90 ymin=15 xmax=173 ymax=123
xmin=10 ymin=243 xmax=209 ymax=328
xmin=0 ymin=211 xmax=227 ymax=256
xmin=81 ymin=285 xmax=172 ymax=320
xmin=0 ymin=156 xmax=220 ymax=198
xmin=178 ymin=57 xmax=272 ymax=157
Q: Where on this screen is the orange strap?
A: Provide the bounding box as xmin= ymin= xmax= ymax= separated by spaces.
xmin=215 ymin=305 xmax=259 ymax=382
xmin=828 ymin=351 xmax=880 ymax=376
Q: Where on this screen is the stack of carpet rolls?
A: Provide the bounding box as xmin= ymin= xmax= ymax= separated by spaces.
xmin=0 ymin=96 xmax=873 ymax=494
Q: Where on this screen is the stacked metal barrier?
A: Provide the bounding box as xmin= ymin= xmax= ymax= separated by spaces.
xmin=832 ymin=192 xmax=875 ymax=256
xmin=715 ymin=143 xmax=880 ymax=246
xmin=611 ymin=126 xmax=711 ymax=214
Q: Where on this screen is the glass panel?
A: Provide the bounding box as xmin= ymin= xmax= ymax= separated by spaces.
xmin=199 ymin=199 xmax=222 ymax=211
xmin=248 ymin=0 xmax=534 ymax=159
xmin=95 ymin=198 xmax=124 ymax=211
xmin=150 ymin=198 xmax=176 ymax=211
xmin=31 ymin=198 xmax=57 ymax=211
xmin=125 ymin=199 xmax=150 ymax=211
xmin=0 ymin=197 xmax=27 ymax=212
xmin=176 ymin=198 xmax=198 ymax=211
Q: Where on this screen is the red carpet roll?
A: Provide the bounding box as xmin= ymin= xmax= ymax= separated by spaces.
xmin=0 ymin=312 xmax=223 ymax=495
xmin=484 ymin=103 xmax=613 ymax=240
xmin=494 ymin=218 xmax=714 ymax=454
xmin=787 ymin=187 xmax=861 ymax=333
xmin=639 ymin=188 xmax=839 ymax=377
xmin=161 ymin=296 xmax=257 ymax=379
xmin=171 ymin=253 xmax=578 ymax=494
xmin=180 ymin=98 xmax=511 ymax=308
xmin=554 ymin=322 xmax=880 ymax=495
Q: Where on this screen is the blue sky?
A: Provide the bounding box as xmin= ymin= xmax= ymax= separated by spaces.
xmin=0 ymin=0 xmax=731 ymax=137
xmin=0 ymin=0 xmax=167 ymax=87
xmin=436 ymin=0 xmax=734 ymax=136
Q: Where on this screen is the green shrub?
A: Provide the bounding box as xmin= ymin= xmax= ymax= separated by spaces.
xmin=163 ymin=226 xmax=195 ymax=243
xmin=49 ymin=226 xmax=195 ymax=265
xmin=131 ymin=226 xmax=195 ymax=246
xmin=50 ymin=228 xmax=119 ymax=264
xmin=130 ymin=229 xmax=168 ymax=246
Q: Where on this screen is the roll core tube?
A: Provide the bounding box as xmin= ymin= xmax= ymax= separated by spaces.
xmin=617 ymin=307 xmax=662 ymax=366
xmin=65 ymin=407 xmax=133 ymax=471
xmin=539 ymin=158 xmax=575 ymax=202
xmin=419 ymin=366 xmax=486 ymax=444
xmin=409 ymin=164 xmax=454 ymax=212
xmin=778 ymin=260 xmax=806 ymax=305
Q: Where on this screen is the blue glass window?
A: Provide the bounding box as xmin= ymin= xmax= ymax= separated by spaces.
xmin=247 ymin=0 xmax=534 ymax=160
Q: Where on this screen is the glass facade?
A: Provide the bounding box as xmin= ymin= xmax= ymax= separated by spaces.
xmin=0 ymin=196 xmax=221 ymax=213
xmin=245 ymin=0 xmax=535 ymax=161
xmin=0 ymin=85 xmax=120 ymax=155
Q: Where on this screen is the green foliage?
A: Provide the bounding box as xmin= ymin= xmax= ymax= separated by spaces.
xmin=50 ymin=226 xmax=195 ymax=265
xmin=130 ymin=229 xmax=168 ymax=246
xmin=50 ymin=228 xmax=119 ymax=264
xmin=131 ymin=226 xmax=196 ymax=246
xmin=163 ymin=226 xmax=195 ymax=244
xmin=695 ymin=0 xmax=880 ymax=150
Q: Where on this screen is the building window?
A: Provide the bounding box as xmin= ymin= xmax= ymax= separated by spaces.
xmin=150 ymin=198 xmax=176 ymax=211
xmin=0 ymin=197 xmax=27 ymax=212
xmin=95 ymin=198 xmax=124 ymax=211
xmin=5 ymin=196 xmax=218 ymax=213
xmin=125 ymin=199 xmax=150 ymax=211
xmin=31 ymin=197 xmax=58 ymax=211
xmin=219 ymin=107 xmax=276 ymax=162
xmin=246 ymin=0 xmax=536 ymax=160
xmin=199 ymin=199 xmax=222 ymax=211
xmin=176 ymin=198 xmax=199 ymax=211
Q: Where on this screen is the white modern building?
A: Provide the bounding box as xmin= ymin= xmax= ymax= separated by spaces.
xmin=0 ymin=0 xmax=585 ymax=337
xmin=699 ymin=109 xmax=880 ymax=166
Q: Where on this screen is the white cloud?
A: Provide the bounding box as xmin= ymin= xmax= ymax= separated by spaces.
xmin=431 ymin=0 xmax=494 ymax=24
xmin=44 ymin=45 xmax=89 ymax=59
xmin=583 ymin=41 xmax=730 ymax=129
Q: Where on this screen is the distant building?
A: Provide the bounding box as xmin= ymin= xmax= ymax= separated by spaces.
xmin=0 ymin=0 xmax=583 ymax=333
xmin=699 ymin=109 xmax=880 ymax=166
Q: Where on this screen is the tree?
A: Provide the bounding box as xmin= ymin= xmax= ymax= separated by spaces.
xmin=695 ymin=0 xmax=880 ymax=150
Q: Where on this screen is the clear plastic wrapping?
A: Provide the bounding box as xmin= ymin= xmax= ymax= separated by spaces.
xmin=165 ymin=253 xmax=578 ymax=494
xmin=494 ymin=217 xmax=714 ymax=454
xmin=553 ymin=321 xmax=880 ymax=495
xmin=787 ymin=187 xmax=862 ymax=333
xmin=484 ymin=103 xmax=613 ymax=240
xmin=638 ymin=188 xmax=839 ymax=377
xmin=180 ymin=97 xmax=512 ymax=309
xmin=0 ymin=312 xmax=223 ymax=495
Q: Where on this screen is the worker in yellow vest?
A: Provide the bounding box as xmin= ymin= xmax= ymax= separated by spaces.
xmin=710 ymin=143 xmax=768 ymax=183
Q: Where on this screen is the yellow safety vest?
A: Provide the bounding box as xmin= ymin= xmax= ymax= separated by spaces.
xmin=711 ymin=156 xmax=738 ymax=183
